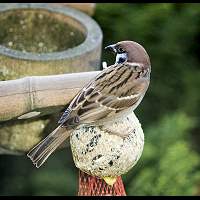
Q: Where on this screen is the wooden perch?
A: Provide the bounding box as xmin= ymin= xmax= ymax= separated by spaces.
xmin=0 ymin=71 xmax=100 ymax=122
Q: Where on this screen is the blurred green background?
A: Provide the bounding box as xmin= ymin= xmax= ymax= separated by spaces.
xmin=0 ymin=3 xmax=200 ymax=196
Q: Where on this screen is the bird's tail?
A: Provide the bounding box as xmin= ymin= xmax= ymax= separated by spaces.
xmin=27 ymin=125 xmax=71 ymax=168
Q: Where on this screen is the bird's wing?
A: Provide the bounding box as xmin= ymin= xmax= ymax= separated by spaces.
xmin=58 ymin=63 xmax=149 ymax=126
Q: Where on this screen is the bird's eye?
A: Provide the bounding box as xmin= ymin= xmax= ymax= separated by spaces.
xmin=118 ymin=47 xmax=125 ymax=53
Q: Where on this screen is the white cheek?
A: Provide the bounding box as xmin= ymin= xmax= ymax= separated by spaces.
xmin=115 ymin=53 xmax=127 ymax=64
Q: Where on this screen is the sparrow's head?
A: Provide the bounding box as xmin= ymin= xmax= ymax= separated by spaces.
xmin=105 ymin=40 xmax=150 ymax=67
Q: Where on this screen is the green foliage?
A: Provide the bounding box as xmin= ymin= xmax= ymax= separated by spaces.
xmin=28 ymin=152 xmax=77 ymax=196
xmin=0 ymin=149 xmax=78 ymax=196
xmin=125 ymin=112 xmax=200 ymax=195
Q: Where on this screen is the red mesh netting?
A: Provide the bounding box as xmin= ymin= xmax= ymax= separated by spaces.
xmin=78 ymin=170 xmax=126 ymax=196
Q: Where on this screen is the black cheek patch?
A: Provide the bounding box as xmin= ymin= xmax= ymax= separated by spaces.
xmin=117 ymin=57 xmax=126 ymax=64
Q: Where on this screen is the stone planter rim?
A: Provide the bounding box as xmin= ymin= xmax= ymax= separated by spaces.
xmin=0 ymin=3 xmax=102 ymax=61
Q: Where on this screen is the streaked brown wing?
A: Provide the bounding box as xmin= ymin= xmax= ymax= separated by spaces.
xmin=59 ymin=63 xmax=148 ymax=126
xmin=77 ymin=93 xmax=142 ymax=123
xmin=58 ymin=64 xmax=120 ymax=125
xmin=58 ymin=82 xmax=95 ymax=125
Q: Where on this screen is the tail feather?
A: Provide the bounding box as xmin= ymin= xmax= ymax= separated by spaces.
xmin=27 ymin=125 xmax=62 ymax=161
xmin=28 ymin=125 xmax=61 ymax=161
xmin=32 ymin=135 xmax=67 ymax=168
xmin=27 ymin=125 xmax=71 ymax=168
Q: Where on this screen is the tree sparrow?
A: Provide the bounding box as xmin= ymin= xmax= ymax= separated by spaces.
xmin=27 ymin=40 xmax=151 ymax=168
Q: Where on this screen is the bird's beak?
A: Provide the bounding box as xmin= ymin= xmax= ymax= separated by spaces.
xmin=105 ymin=44 xmax=117 ymax=53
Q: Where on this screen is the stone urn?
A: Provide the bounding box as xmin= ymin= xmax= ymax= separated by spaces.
xmin=0 ymin=3 xmax=102 ymax=154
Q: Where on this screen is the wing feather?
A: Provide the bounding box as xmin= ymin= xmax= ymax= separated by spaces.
xmin=59 ymin=62 xmax=149 ymax=126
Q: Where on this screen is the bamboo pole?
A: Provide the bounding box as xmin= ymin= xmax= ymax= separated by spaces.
xmin=0 ymin=71 xmax=100 ymax=122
